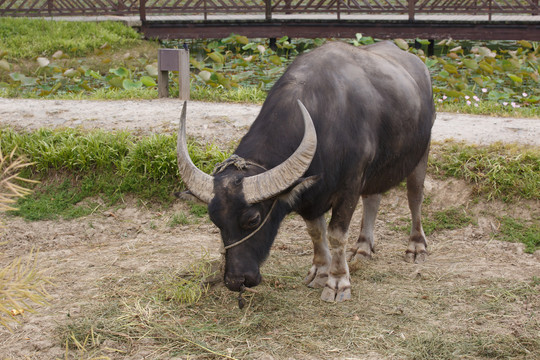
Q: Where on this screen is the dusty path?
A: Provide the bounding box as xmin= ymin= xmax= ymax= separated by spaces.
xmin=1 ymin=98 xmax=539 ymax=145
xmin=0 ymin=98 xmax=538 ymax=359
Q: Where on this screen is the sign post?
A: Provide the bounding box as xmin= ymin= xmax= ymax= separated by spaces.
xmin=158 ymin=49 xmax=190 ymax=100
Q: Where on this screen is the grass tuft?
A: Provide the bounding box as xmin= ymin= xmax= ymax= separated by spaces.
xmin=495 ymin=216 xmax=540 ymax=254
xmin=423 ymin=206 xmax=475 ymax=236
xmin=157 ymin=256 xmax=219 ymax=305
xmin=189 ymin=84 xmax=266 ymax=104
xmin=430 ymin=142 xmax=540 ymax=202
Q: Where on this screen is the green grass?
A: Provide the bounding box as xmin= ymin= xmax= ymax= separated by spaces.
xmin=0 ymin=127 xmax=232 ymax=220
xmin=496 ymin=216 xmax=540 ymax=254
xmin=429 ymin=142 xmax=540 ymax=202
xmin=168 ymin=212 xmax=192 ymax=226
xmin=0 ymin=127 xmax=230 ymax=177
xmin=0 ymin=18 xmax=141 ymax=59
xmin=12 ymin=172 xmax=178 ymax=220
xmin=437 ymin=101 xmax=540 ymax=118
xmin=188 ymin=84 xmax=266 ymax=104
xmin=15 ymin=177 xmax=99 ymax=220
xmin=188 ymin=202 xmax=208 ymax=217
xmin=392 ymin=206 xmax=475 ymax=236
xmin=423 ymin=206 xmax=475 ymax=236
xmin=2 ymin=127 xmax=538 ymax=221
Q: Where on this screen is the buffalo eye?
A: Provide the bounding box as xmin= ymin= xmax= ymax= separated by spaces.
xmin=240 ymin=209 xmax=261 ymax=230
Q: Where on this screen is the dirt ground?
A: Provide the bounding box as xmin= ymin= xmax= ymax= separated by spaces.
xmin=0 ymin=99 xmax=539 ymax=359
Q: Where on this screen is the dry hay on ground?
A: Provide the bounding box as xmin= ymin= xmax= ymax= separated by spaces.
xmin=0 ymin=175 xmax=538 ymax=359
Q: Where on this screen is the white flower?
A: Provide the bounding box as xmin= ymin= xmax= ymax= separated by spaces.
xmin=474 ymin=103 xmax=479 ymax=107
xmin=503 ymin=102 xmax=508 ymax=106
xmin=438 ymin=99 xmax=443 ymax=103
xmin=482 ymin=88 xmax=488 ymax=93
xmin=465 ymin=95 xmax=470 ymax=100
xmin=467 ymin=100 xmax=472 ymax=105
xmin=442 ymin=95 xmax=448 ymax=100
xmin=473 ymin=96 xmax=480 ymax=101
xmin=522 ymin=92 xmax=528 ymax=97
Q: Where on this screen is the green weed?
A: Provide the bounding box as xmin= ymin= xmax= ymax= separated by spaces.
xmin=430 ymin=142 xmax=540 ymax=202
xmin=168 ymin=212 xmax=191 ymax=227
xmin=157 ymin=257 xmax=218 ymax=305
xmin=189 ymin=202 xmax=208 ymax=218
xmin=496 ymin=216 xmax=540 ymax=254
xmin=189 ymin=84 xmax=266 ymax=104
xmin=423 ymin=206 xmax=475 ymax=236
xmin=393 ymin=206 xmax=475 ymax=236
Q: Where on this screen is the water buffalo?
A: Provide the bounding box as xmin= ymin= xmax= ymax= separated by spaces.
xmin=177 ymin=41 xmax=435 ymax=302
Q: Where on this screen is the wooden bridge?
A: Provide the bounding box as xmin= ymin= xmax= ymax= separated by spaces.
xmin=1 ymin=0 xmax=539 ymax=40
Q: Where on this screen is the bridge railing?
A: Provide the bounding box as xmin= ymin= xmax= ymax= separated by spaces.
xmin=1 ymin=0 xmax=538 ymax=19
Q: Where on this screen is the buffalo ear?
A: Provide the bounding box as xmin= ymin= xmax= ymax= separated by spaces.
xmin=175 ymin=190 xmax=208 ymax=204
xmin=279 ymin=175 xmax=319 ymax=208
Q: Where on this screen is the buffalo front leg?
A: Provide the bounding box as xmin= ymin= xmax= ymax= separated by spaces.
xmin=405 ymin=147 xmax=429 ymax=263
xmin=303 ymin=216 xmax=331 ymax=288
xmin=321 ymin=197 xmax=358 ymax=302
xmin=348 ymin=194 xmax=382 ymax=263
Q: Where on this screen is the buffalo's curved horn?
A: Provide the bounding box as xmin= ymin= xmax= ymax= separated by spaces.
xmin=177 ymin=101 xmax=214 ymax=204
xmin=243 ymin=100 xmax=317 ymax=204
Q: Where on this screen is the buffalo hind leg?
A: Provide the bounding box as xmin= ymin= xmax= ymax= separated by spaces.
xmin=321 ymin=196 xmax=359 ymax=302
xmin=347 ymin=194 xmax=382 ymax=263
xmin=405 ymin=148 xmax=429 ymax=263
xmin=303 ymin=216 xmax=331 ymax=288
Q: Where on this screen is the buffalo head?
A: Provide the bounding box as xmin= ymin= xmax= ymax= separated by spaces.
xmin=176 ymin=101 xmax=317 ymax=292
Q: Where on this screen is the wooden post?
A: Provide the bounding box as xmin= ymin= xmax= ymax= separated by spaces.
xmin=158 ymin=49 xmax=190 ymax=100
xmin=157 ymin=50 xmax=170 ymax=98
xmin=408 ymin=0 xmax=415 ymax=22
xmin=139 ymin=0 xmax=147 ymax=23
xmin=178 ymin=49 xmax=190 ymax=100
xmin=265 ymin=0 xmax=272 ymax=20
